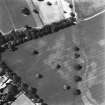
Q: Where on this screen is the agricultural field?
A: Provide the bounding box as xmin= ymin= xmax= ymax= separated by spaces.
xmin=0 ymin=0 xmax=105 ymax=105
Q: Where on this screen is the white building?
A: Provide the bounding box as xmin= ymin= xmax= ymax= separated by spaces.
xmin=0 ymin=75 xmax=12 ymax=89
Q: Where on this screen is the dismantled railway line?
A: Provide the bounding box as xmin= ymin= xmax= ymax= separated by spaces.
xmin=0 ymin=17 xmax=77 ymax=52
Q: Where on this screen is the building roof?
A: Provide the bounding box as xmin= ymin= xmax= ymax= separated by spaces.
xmin=11 ymin=94 xmax=35 ymax=105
